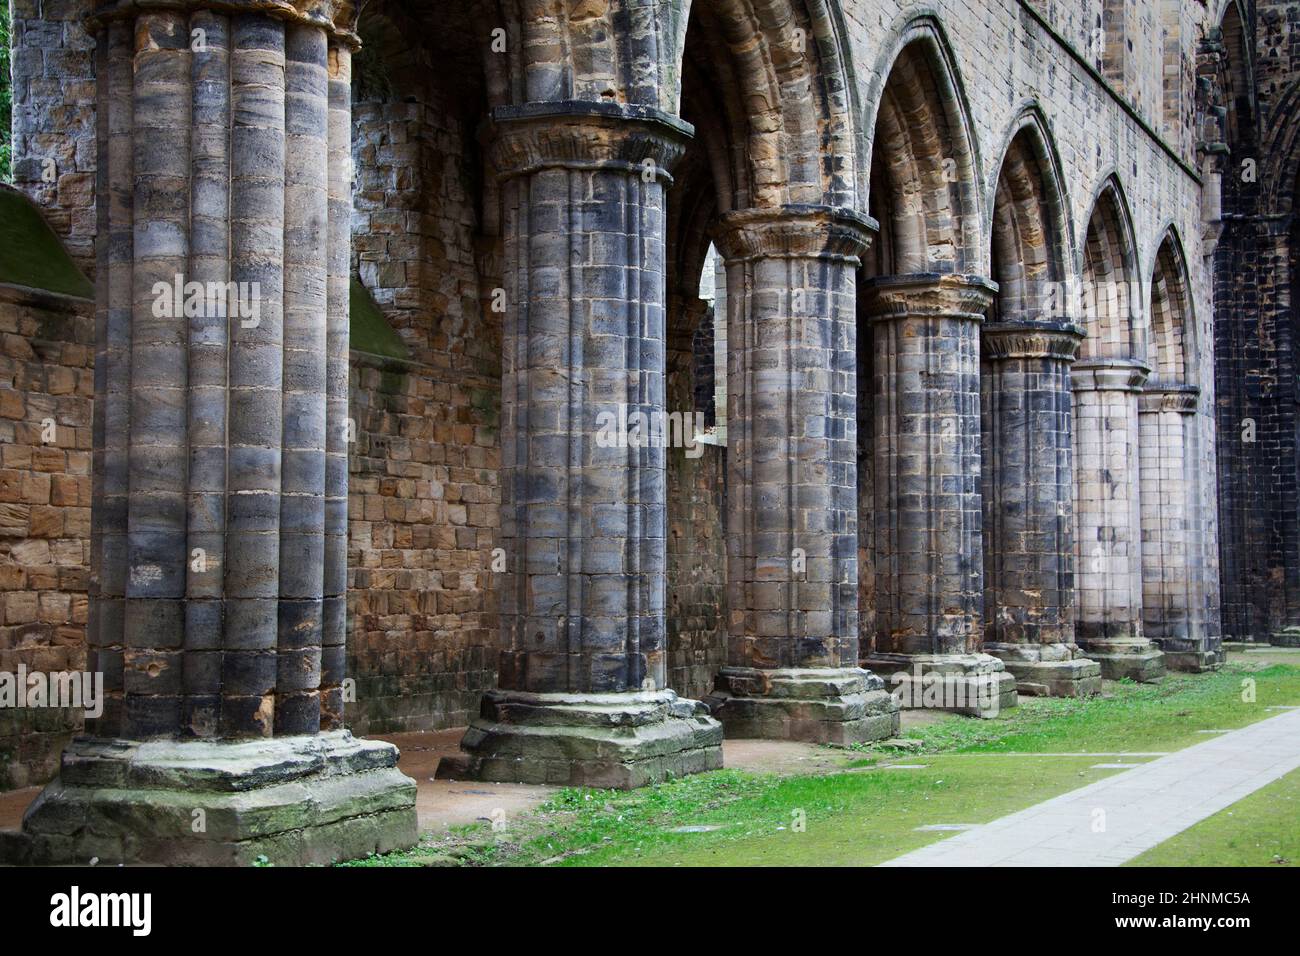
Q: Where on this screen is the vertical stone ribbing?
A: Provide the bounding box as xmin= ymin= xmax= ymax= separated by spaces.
xmin=223 ymin=15 xmax=286 ymax=736
xmin=1072 ymin=359 xmax=1166 ymax=681
xmin=11 ymin=2 xmax=417 ymax=868
xmin=125 ymin=13 xmax=192 ymax=737
xmin=322 ymin=42 xmax=352 ymax=731
xmin=184 ymin=11 xmax=232 ymax=737
xmin=82 ymin=5 xmax=361 ymax=740
xmin=1140 ymin=385 xmax=1219 ymax=670
xmin=275 ymin=24 xmax=331 ymax=735
xmin=88 ymin=19 xmax=135 ymax=736
xmin=702 ymin=206 xmax=899 ymax=744
xmin=490 ymin=104 xmax=686 ymax=696
xmin=864 ymin=274 xmax=1017 ymax=715
xmin=981 ymin=322 xmax=1101 ymax=697
xmin=440 ymin=103 xmax=722 ymax=789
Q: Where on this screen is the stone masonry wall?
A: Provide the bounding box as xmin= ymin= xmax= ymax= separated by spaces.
xmin=0 ymin=284 xmax=92 ymax=789
xmin=344 ymin=50 xmax=502 ymax=733
xmin=8 ymin=0 xmax=96 ymax=274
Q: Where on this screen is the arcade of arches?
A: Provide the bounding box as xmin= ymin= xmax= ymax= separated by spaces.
xmin=0 ymin=0 xmax=1294 ymax=865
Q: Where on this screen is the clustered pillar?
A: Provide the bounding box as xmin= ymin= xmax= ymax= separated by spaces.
xmin=1140 ymin=385 xmax=1220 ymax=670
xmin=863 ymin=275 xmax=1017 ymax=716
xmin=1072 ymin=360 xmax=1167 ymax=680
xmin=980 ymin=321 xmax=1102 ymax=696
xmin=703 ymin=206 xmax=900 ymax=743
xmin=437 ymin=103 xmax=723 ymax=789
xmin=9 ymin=2 xmax=416 ymax=867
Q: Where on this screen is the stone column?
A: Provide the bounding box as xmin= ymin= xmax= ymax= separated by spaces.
xmin=436 ymin=103 xmax=722 ymax=789
xmin=863 ymin=274 xmax=1017 ymax=717
xmin=1139 ymin=384 xmax=1221 ymax=670
xmin=980 ymin=321 xmax=1101 ymax=697
xmin=7 ymin=4 xmax=417 ymax=867
xmin=1071 ymin=359 xmax=1166 ymax=681
xmin=701 ymin=206 xmax=900 ymax=744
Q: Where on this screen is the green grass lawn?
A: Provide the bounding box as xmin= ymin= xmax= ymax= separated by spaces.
xmin=1125 ymin=766 xmax=1300 ymax=868
xmin=343 ymin=662 xmax=1300 ymax=867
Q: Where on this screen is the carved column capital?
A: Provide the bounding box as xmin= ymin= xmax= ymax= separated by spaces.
xmin=88 ymin=0 xmax=361 ymax=46
xmin=982 ymin=321 xmax=1085 ymax=362
xmin=1071 ymin=357 xmax=1152 ymax=393
xmin=487 ymin=101 xmax=693 ymax=183
xmin=710 ymin=204 xmax=877 ymax=265
xmin=1139 ymin=383 xmax=1200 ymax=415
xmin=864 ymin=273 xmax=998 ymax=323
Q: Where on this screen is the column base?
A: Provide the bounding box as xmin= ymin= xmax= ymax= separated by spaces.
xmin=0 ymin=731 xmax=418 ymax=867
xmin=983 ymin=643 xmax=1103 ymax=698
xmin=702 ymin=667 xmax=900 ymax=744
xmin=862 ymin=653 xmax=1018 ymax=718
xmin=1153 ymin=635 xmax=1225 ymax=672
xmin=1271 ymin=628 xmax=1300 ymax=648
xmin=435 ymin=689 xmax=723 ymax=789
xmin=1076 ymin=639 xmax=1166 ymax=682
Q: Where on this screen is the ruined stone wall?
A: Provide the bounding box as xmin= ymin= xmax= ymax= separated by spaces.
xmin=0 ymin=284 xmax=91 ymax=789
xmin=7 ymin=0 xmax=96 ymax=274
xmin=343 ymin=44 xmax=502 ymax=733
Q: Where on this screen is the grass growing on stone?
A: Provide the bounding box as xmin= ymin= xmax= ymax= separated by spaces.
xmin=1124 ymin=766 xmax=1300 ymax=868
xmin=345 ymin=662 xmax=1300 ymax=867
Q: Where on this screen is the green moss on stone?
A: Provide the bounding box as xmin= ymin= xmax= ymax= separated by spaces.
xmin=0 ymin=187 xmax=93 ymax=299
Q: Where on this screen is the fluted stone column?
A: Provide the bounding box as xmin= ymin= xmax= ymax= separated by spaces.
xmin=863 ymin=275 xmax=1017 ymax=717
xmin=1140 ymin=385 xmax=1221 ymax=670
xmin=981 ymin=321 xmax=1101 ymax=697
xmin=436 ymin=103 xmax=723 ymax=789
xmin=6 ymin=3 xmax=417 ymax=867
xmin=1072 ymin=359 xmax=1166 ymax=681
xmin=701 ymin=206 xmax=899 ymax=743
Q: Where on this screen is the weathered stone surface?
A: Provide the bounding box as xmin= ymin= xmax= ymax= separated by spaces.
xmin=4 ymin=731 xmax=418 ymax=866
xmin=705 ymin=667 xmax=900 ymax=744
xmin=436 ymin=690 xmax=722 ymax=789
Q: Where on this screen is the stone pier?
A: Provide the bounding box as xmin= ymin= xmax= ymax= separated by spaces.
xmin=863 ymin=274 xmax=1017 ymax=717
xmin=703 ymin=206 xmax=900 ymax=743
xmin=1072 ymin=359 xmax=1166 ymax=681
xmin=436 ymin=103 xmax=723 ymax=788
xmin=1140 ymin=385 xmax=1221 ymax=670
xmin=5 ymin=2 xmax=417 ymax=866
xmin=981 ymin=321 xmax=1101 ymax=696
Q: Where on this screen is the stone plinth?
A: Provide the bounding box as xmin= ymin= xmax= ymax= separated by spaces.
xmin=2 ymin=732 xmax=416 ymax=866
xmin=704 ymin=667 xmax=900 ymax=744
xmin=437 ymin=690 xmax=722 ymax=789
xmin=863 ymin=653 xmax=1018 ymax=719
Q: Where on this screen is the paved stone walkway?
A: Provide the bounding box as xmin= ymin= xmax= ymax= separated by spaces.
xmin=880 ymin=708 xmax=1300 ymax=867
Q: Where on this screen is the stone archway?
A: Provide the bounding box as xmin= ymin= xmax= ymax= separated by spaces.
xmin=1139 ymin=231 xmax=1221 ymax=670
xmin=979 ymin=117 xmax=1101 ymax=698
xmin=858 ymin=26 xmax=1016 ymax=716
xmin=1072 ymin=179 xmax=1165 ymax=682
xmin=667 ymin=0 xmax=899 ymax=744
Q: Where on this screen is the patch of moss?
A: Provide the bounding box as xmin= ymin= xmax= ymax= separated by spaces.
xmin=350 ymin=277 xmax=410 ymax=361
xmin=0 ymin=187 xmax=93 ymax=299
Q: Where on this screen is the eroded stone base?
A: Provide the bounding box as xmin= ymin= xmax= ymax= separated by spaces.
xmin=984 ymin=643 xmax=1102 ymax=697
xmin=863 ymin=653 xmax=1018 ymax=718
xmin=0 ymin=731 xmax=418 ymax=866
xmin=703 ymin=667 xmax=900 ymax=744
xmin=1077 ymin=639 xmax=1167 ymax=682
xmin=1271 ymin=628 xmax=1300 ymax=648
xmin=435 ymin=689 xmax=723 ymax=789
